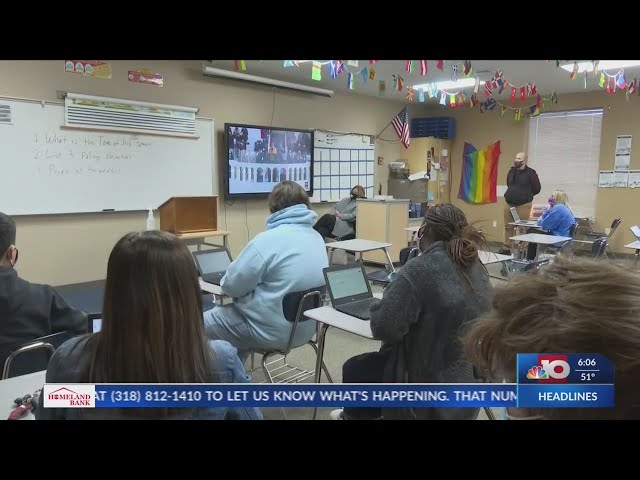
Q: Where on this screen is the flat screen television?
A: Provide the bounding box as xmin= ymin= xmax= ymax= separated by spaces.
xmin=224 ymin=123 xmax=314 ymax=199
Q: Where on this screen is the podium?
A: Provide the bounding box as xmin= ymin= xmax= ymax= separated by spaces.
xmin=158 ymin=196 xmax=218 ymax=234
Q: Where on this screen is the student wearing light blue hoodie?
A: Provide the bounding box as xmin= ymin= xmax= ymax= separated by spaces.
xmin=203 ymin=181 xmax=328 ymax=361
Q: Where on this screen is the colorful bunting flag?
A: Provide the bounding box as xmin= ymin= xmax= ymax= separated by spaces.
xmin=436 ymin=60 xmax=444 ymax=70
xmin=510 ymin=87 xmax=516 ymax=102
xmin=418 ymin=89 xmax=425 ymax=102
xmin=405 ymin=60 xmax=413 ymax=73
xmin=407 ymin=86 xmax=414 ymax=102
xmin=569 ymin=62 xmax=578 ymax=80
xmin=378 ymin=80 xmax=386 ymax=96
xmin=515 ymin=109 xmax=522 ymax=121
xmin=617 ymin=71 xmax=627 ymax=90
xmin=361 ymin=68 xmax=368 ymax=84
xmin=520 ymin=86 xmax=526 ymax=101
xmin=369 ymin=68 xmax=376 ymax=81
xmin=347 ymin=60 xmax=359 ymax=67
xmin=369 ymin=60 xmax=377 ymax=64
xmin=329 ymin=61 xmax=338 ymax=79
xmin=501 ymin=105 xmax=508 ymax=117
xmin=440 ymin=92 xmax=447 ymax=105
xmin=451 ymin=64 xmax=458 ymax=81
xmin=233 ymin=60 xmax=246 ymax=71
xmin=312 ymin=62 xmax=322 ymax=81
xmin=347 ymin=72 xmax=354 ymax=90
xmin=283 ymin=60 xmax=294 ymax=68
xmin=420 ymin=60 xmax=427 ymax=76
xmin=449 ymin=94 xmax=456 ymax=107
xmin=599 ymin=72 xmax=605 ymax=88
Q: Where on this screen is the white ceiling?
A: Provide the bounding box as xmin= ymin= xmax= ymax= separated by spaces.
xmin=205 ymin=60 xmax=640 ymax=103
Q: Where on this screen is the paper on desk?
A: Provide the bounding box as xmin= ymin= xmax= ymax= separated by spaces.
xmin=408 ymin=170 xmax=428 ymax=181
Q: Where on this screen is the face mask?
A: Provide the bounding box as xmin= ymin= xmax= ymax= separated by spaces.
xmin=514 ymin=160 xmax=524 ymax=168
xmin=548 ymin=196 xmax=556 ymax=205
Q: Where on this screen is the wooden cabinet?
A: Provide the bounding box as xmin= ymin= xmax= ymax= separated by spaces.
xmin=356 ymin=199 xmax=409 ymax=264
xmin=158 ymin=196 xmax=218 ymax=234
xmin=403 ymin=137 xmax=452 ymax=204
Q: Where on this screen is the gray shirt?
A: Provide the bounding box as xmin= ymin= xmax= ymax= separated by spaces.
xmin=331 ymin=197 xmax=358 ymax=238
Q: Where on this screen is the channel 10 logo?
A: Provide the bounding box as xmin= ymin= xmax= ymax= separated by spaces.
xmin=526 ymin=354 xmax=570 ymax=383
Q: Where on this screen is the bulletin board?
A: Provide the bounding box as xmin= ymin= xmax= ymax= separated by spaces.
xmin=310 ymin=130 xmax=375 ymax=203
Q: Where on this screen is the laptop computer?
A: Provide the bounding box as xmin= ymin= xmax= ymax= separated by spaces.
xmin=630 ymin=225 xmax=640 ymax=241
xmin=88 ymin=313 xmax=102 ymax=334
xmin=323 ymin=264 xmax=377 ymax=320
xmin=510 ymin=207 xmax=537 ymax=226
xmin=192 ymin=248 xmax=232 ymax=285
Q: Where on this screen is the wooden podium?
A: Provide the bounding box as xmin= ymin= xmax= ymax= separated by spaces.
xmin=158 ymin=196 xmax=218 ymax=234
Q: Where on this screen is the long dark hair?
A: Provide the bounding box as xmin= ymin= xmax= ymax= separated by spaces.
xmin=89 ymin=231 xmax=213 ymax=418
xmin=421 ymin=204 xmax=486 ymax=285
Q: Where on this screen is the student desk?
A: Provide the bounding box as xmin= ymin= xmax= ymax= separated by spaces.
xmin=177 ymin=230 xmax=231 ymax=251
xmin=304 ymin=293 xmax=382 ymax=419
xmin=326 ymin=239 xmax=395 ymax=272
xmin=625 ymin=241 xmax=640 ymax=267
xmin=510 ymin=233 xmax=572 ymax=260
xmin=0 ymin=370 xmax=45 ymax=421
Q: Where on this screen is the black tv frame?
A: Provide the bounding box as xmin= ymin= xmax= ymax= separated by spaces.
xmin=223 ymin=123 xmax=314 ymax=200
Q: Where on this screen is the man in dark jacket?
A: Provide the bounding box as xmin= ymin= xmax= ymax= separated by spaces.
xmin=499 ymin=152 xmax=541 ymax=255
xmin=0 ymin=212 xmax=87 ymax=369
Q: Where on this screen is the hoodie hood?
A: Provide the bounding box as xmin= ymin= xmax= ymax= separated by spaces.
xmin=0 ymin=267 xmax=22 ymax=314
xmin=266 ymin=204 xmax=317 ymax=230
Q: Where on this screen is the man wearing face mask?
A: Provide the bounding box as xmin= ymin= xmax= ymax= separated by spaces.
xmin=499 ymin=152 xmax=541 ymax=255
xmin=0 ymin=212 xmax=87 ymax=369
xmin=312 ymin=185 xmax=365 ymax=241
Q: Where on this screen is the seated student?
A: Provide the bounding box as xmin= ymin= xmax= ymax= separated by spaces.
xmin=37 ymin=230 xmax=262 ymax=420
xmin=525 ymin=190 xmax=575 ymax=260
xmin=204 ymin=181 xmax=328 ymax=362
xmin=0 ymin=212 xmax=87 ymax=369
xmin=463 ymin=255 xmax=640 ymax=420
xmin=331 ymin=204 xmax=493 ymax=420
xmin=313 ymin=185 xmax=365 ymax=241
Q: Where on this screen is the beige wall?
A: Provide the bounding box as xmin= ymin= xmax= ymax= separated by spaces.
xmin=1 ymin=60 xmax=410 ymax=285
xmin=437 ymin=91 xmax=640 ymax=253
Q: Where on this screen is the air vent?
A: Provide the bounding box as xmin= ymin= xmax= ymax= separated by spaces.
xmin=64 ymin=93 xmax=198 ymax=137
xmin=0 ymin=104 xmax=12 ymax=125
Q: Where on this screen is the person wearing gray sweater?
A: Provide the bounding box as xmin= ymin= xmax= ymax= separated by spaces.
xmin=313 ymin=185 xmax=365 ymax=240
xmin=333 ymin=204 xmax=493 ymax=420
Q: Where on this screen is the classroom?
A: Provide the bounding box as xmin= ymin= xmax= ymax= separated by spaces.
xmin=1 ymin=60 xmax=638 ymax=421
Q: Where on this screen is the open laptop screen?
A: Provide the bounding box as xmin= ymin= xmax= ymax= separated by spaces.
xmin=325 ymin=266 xmax=370 ymax=300
xmin=88 ymin=314 xmax=102 ymax=333
xmin=193 ymin=249 xmax=231 ymax=275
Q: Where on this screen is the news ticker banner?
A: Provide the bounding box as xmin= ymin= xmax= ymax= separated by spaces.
xmin=42 ymin=354 xmax=614 ymax=410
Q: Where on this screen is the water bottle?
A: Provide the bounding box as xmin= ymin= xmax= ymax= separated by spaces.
xmin=146 ymin=209 xmax=156 ymax=230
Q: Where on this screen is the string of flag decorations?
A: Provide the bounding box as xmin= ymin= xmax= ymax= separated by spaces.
xmin=216 ymin=60 xmax=561 ymax=120
xmin=550 ymin=61 xmax=640 ymax=101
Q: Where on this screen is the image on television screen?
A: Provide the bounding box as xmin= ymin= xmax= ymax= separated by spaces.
xmin=225 ymin=123 xmax=313 ymax=198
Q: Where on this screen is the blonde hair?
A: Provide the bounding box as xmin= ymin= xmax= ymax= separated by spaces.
xmin=351 ymin=185 xmax=366 ymax=198
xmin=553 ymin=190 xmax=569 ymax=205
xmin=462 ymin=255 xmax=640 ymax=420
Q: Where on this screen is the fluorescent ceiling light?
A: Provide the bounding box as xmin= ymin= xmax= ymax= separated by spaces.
xmin=560 ymin=60 xmax=640 ymax=73
xmin=413 ymin=78 xmax=485 ymax=91
xmin=201 ymin=64 xmax=334 ymax=97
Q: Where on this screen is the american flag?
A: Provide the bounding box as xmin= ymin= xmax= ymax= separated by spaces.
xmin=392 ymin=107 xmax=410 ymax=149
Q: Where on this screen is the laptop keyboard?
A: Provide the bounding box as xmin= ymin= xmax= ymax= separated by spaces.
xmin=336 ymin=299 xmax=375 ymax=320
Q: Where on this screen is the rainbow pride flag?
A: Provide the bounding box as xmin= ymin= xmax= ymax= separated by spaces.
xmin=457 ymin=140 xmax=501 ymax=204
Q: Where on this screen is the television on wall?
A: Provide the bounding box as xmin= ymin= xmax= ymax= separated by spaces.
xmin=224 ymin=123 xmax=314 ymax=199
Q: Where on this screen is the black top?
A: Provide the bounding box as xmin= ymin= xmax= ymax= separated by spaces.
xmin=504 ymin=165 xmax=541 ymax=206
xmin=0 ymin=267 xmax=87 ymax=368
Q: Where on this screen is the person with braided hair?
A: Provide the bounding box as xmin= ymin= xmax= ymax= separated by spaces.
xmin=330 ymin=204 xmax=493 ymax=420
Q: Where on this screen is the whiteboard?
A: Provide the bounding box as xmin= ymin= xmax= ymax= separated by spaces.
xmin=310 ymin=130 xmax=375 ymax=203
xmin=0 ymin=99 xmax=215 ymax=215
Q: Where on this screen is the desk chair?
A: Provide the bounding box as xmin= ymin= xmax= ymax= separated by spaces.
xmin=542 ymin=223 xmax=577 ymax=258
xmin=367 ymin=246 xmax=418 ymax=287
xmin=577 ymin=218 xmax=621 ymax=259
xmin=252 ymin=287 xmax=332 ymax=419
xmin=2 ymin=331 xmax=72 ymax=379
xmin=591 ymin=237 xmax=608 ymax=260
